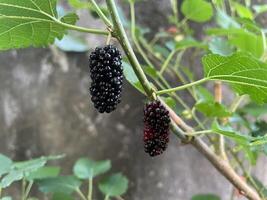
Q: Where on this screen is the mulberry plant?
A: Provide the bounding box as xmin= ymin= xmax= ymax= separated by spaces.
xmin=89 ymin=45 xmax=123 ymax=113
xmin=1 ymin=0 xmax=267 ymax=199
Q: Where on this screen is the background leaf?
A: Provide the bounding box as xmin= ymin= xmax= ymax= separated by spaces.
xmin=181 ymin=0 xmax=213 ymax=22
xmin=73 ymin=158 xmax=111 ymax=179
xmin=38 ymin=176 xmax=81 ymax=194
xmin=98 ymin=173 xmax=128 ymax=197
xmin=26 ymin=167 xmax=61 ymax=181
xmin=0 ymin=155 xmax=12 ymax=177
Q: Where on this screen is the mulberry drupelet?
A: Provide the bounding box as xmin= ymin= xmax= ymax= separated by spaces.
xmin=143 ymin=101 xmax=171 ymax=157
xmin=89 ymin=45 xmax=123 ymax=113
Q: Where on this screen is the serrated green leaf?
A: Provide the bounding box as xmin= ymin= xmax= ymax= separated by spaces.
xmin=208 ymin=37 xmax=233 ymax=56
xmin=73 ymin=158 xmax=111 ymax=179
xmin=123 ymin=61 xmax=145 ymax=94
xmin=0 ymin=155 xmax=12 ymax=177
xmin=99 ymin=173 xmax=128 ymax=197
xmin=52 ymin=193 xmax=74 ymax=200
xmin=191 ymin=194 xmax=220 ymax=200
xmin=26 ymin=167 xmax=61 ymax=181
xmin=203 ymin=52 xmax=267 ymax=103
xmin=181 ymin=0 xmax=213 ymax=22
xmin=37 ymin=176 xmax=81 ymax=194
xmin=0 ymin=0 xmax=78 ymax=50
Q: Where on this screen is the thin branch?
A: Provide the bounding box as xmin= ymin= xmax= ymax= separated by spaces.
xmin=214 ymin=81 xmax=228 ymax=160
xmin=56 ymin=19 xmax=109 ymax=35
xmin=89 ymin=0 xmax=113 ymax=28
xmin=106 ymin=0 xmax=154 ymax=98
xmin=105 ymin=1 xmax=261 ymax=199
xmin=156 ymin=78 xmax=208 ymax=95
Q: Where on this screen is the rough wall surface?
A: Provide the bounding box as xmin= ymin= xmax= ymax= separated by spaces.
xmin=0 ymin=1 xmax=266 ymax=200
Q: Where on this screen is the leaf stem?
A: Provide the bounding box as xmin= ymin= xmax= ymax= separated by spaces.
xmin=157 ymin=78 xmax=208 ymax=95
xmin=89 ymin=0 xmax=113 ymax=28
xmin=76 ymin=188 xmax=87 ymax=200
xmin=104 ymin=195 xmax=110 ymax=200
xmin=159 ymin=49 xmax=177 ymax=74
xmin=56 ymin=20 xmax=109 ymax=35
xmin=0 ymin=187 xmax=2 ymax=198
xmin=106 ymin=0 xmax=154 ymax=97
xmin=24 ymin=181 xmax=34 ymax=199
xmin=21 ymin=178 xmax=26 ymax=200
xmin=87 ymin=178 xmax=93 ymax=200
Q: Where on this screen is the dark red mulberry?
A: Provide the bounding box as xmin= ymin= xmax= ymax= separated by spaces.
xmin=89 ymin=45 xmax=123 ymax=113
xmin=143 ymin=101 xmax=171 ymax=157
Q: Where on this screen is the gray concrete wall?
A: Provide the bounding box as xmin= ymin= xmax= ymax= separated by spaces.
xmin=0 ymin=1 xmax=266 ymax=200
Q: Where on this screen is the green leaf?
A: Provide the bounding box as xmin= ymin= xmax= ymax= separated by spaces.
xmin=216 ymin=9 xmax=240 ymax=28
xmin=123 ymin=61 xmax=145 ymax=94
xmin=38 ymin=176 xmax=81 ymax=194
xmin=144 ymin=66 xmax=158 ymax=79
xmin=175 ymin=38 xmax=207 ymax=50
xmin=195 ymin=101 xmax=232 ymax=117
xmin=13 ymin=155 xmax=63 ymax=172
xmin=0 ymin=155 xmax=12 ymax=177
xmin=202 ymin=52 xmax=267 ymax=103
xmin=233 ymin=2 xmax=254 ymax=19
xmin=161 ymin=97 xmax=176 ymax=109
xmin=26 ymin=167 xmax=61 ymax=181
xmin=55 ymin=34 xmax=89 ymax=52
xmin=0 ymin=170 xmax=23 ymax=188
xmin=251 ymin=176 xmax=267 ymax=196
xmin=251 ymin=121 xmax=267 ymax=137
xmin=0 ymin=0 xmax=79 ymax=50
xmin=212 ymin=121 xmax=252 ymax=145
xmin=253 ymin=5 xmax=267 ymax=15
xmin=73 ymin=158 xmax=111 ymax=179
xmin=206 ymin=28 xmax=264 ymax=58
xmin=99 ymin=173 xmax=128 ymax=197
xmin=191 ymin=194 xmax=220 ymax=200
xmin=0 ymin=155 xmax=63 ymax=188
xmin=239 ymin=103 xmax=267 ymax=117
xmin=229 ymin=31 xmax=263 ymax=58
xmin=68 ymin=0 xmax=89 ymax=9
xmin=52 ymin=193 xmax=74 ymax=200
xmin=181 ymin=0 xmax=213 ymax=22
xmin=208 ymin=37 xmax=233 ymax=56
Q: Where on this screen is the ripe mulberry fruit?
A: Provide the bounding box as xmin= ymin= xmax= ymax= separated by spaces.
xmin=89 ymin=45 xmax=123 ymax=113
xmin=143 ymin=101 xmax=171 ymax=157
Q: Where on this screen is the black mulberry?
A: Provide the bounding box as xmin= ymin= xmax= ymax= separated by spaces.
xmin=143 ymin=101 xmax=171 ymax=157
xmin=89 ymin=45 xmax=123 ymax=113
